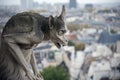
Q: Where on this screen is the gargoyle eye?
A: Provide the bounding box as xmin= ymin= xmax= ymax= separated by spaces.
xmin=58 ymin=29 xmax=66 ymax=36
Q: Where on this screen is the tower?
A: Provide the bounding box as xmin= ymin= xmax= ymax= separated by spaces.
xmin=21 ymin=0 xmax=33 ymax=10
xmin=69 ymin=0 xmax=77 ymax=9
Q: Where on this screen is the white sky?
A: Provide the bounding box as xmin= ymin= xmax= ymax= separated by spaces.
xmin=0 ymin=0 xmax=120 ymax=5
xmin=34 ymin=0 xmax=120 ymax=4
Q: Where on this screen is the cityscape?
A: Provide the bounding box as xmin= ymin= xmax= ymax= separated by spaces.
xmin=0 ymin=0 xmax=120 ymax=80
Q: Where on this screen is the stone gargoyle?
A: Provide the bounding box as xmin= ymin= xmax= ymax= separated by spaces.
xmin=0 ymin=5 xmax=67 ymax=80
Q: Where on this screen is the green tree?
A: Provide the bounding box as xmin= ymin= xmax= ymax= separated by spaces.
xmin=41 ymin=66 xmax=70 ymax=80
xmin=75 ymin=42 xmax=85 ymax=51
xmin=68 ymin=40 xmax=75 ymax=46
xmin=67 ymin=23 xmax=89 ymax=31
xmin=110 ymin=29 xmax=117 ymax=34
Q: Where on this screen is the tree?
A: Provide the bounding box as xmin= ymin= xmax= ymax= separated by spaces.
xmin=110 ymin=29 xmax=117 ymax=34
xmin=41 ymin=66 xmax=70 ymax=80
xmin=67 ymin=23 xmax=89 ymax=31
xmin=75 ymin=42 xmax=85 ymax=51
xmin=68 ymin=40 xmax=75 ymax=46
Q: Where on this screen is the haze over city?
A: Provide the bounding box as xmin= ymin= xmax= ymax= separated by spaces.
xmin=0 ymin=0 xmax=120 ymax=79
xmin=0 ymin=0 xmax=120 ymax=5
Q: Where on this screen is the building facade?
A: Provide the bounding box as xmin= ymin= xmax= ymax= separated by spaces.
xmin=21 ymin=0 xmax=33 ymax=10
xmin=69 ymin=0 xmax=77 ymax=9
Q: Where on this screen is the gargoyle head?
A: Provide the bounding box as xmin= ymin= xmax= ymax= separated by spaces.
xmin=48 ymin=5 xmax=68 ymax=48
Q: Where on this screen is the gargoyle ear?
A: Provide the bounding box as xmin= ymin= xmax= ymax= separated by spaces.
xmin=59 ymin=5 xmax=66 ymax=20
xmin=49 ymin=15 xmax=54 ymax=29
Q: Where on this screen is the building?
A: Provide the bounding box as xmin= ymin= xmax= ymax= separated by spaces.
xmin=85 ymin=4 xmax=93 ymax=9
xmin=88 ymin=60 xmax=111 ymax=80
xmin=0 ymin=0 xmax=20 ymax=6
xmin=98 ymin=31 xmax=120 ymax=45
xmin=116 ymin=41 xmax=120 ymax=53
xmin=69 ymin=0 xmax=77 ymax=9
xmin=21 ymin=0 xmax=33 ymax=10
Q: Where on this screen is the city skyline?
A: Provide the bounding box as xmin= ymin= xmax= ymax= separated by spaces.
xmin=0 ymin=0 xmax=120 ymax=6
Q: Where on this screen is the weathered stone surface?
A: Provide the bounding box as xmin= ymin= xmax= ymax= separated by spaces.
xmin=0 ymin=5 xmax=67 ymax=80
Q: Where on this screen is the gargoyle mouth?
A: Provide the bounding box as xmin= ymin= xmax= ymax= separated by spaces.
xmin=52 ymin=39 xmax=66 ymax=49
xmin=55 ymin=42 xmax=63 ymax=48
xmin=51 ymin=35 xmax=67 ymax=49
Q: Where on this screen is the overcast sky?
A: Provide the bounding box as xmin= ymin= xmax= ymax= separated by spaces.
xmin=0 ymin=0 xmax=120 ymax=5
xmin=34 ymin=0 xmax=120 ymax=4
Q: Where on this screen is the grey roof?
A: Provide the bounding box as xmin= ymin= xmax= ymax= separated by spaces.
xmin=34 ymin=44 xmax=52 ymax=50
xmin=98 ymin=31 xmax=120 ymax=44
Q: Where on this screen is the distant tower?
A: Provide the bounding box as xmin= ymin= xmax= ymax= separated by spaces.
xmin=21 ymin=0 xmax=33 ymax=10
xmin=69 ymin=0 xmax=77 ymax=9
